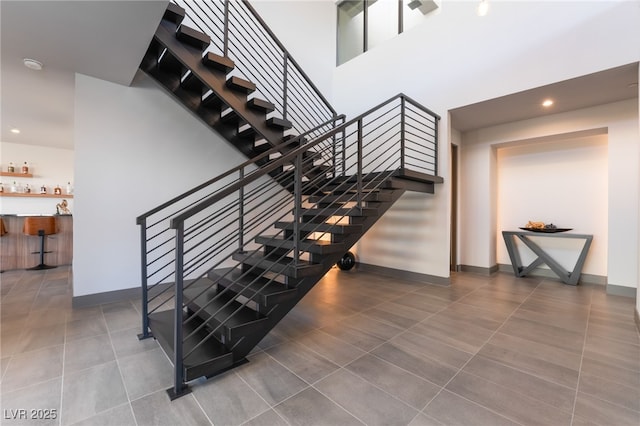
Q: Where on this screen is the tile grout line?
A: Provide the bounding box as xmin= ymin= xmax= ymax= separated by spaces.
xmin=301 ymin=366 xmax=370 ymax=425
xmin=569 ymin=297 xmax=640 ymax=418
xmin=189 ymin=387 xmax=216 ymax=426
xmin=132 ymin=297 xmax=216 ymax=424
xmin=104 ymin=302 xmax=139 ymax=426
xmin=418 ymin=277 xmax=545 ymax=423
xmin=237 ymin=343 xmax=367 ymax=425
xmin=238 ymin=402 xmax=291 ymax=426
xmin=309 ymin=274 xmax=501 ymax=413
xmin=0 ymin=270 xmax=24 ymax=389
xmin=407 ymin=276 xmax=522 ymax=419
xmin=373 ymin=274 xmax=500 ymax=372
xmin=260 ymin=278 xmax=498 ymax=425
xmin=434 ymin=283 xmax=591 ymax=393
xmin=262 ymin=308 xmax=450 ymax=418
xmin=232 ymin=368 xmax=297 ymax=423
xmin=58 ymin=300 xmax=68 ymax=426
xmin=272 ymin=341 xmax=426 ymax=418
xmin=569 ymin=286 xmax=595 ymax=426
xmin=8 ymin=267 xmax=639 ymax=425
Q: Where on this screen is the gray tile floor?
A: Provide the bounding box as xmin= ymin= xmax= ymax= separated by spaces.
xmin=1 ymin=266 xmax=639 ymax=425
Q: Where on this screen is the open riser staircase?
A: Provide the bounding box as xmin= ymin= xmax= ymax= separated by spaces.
xmin=139 ymin=1 xmax=339 ymax=168
xmin=137 ymin=0 xmax=442 ymax=399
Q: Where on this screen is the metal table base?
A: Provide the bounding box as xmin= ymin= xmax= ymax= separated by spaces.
xmin=502 ymin=230 xmax=593 ymax=286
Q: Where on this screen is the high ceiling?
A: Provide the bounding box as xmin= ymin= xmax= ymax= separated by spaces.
xmin=1 ymin=0 xmax=168 ymax=149
xmin=0 ymin=1 xmax=637 ymax=151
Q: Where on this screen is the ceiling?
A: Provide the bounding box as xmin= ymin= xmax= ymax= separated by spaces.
xmin=1 ymin=0 xmax=168 ymax=149
xmin=0 ymin=1 xmax=637 ymax=151
xmin=450 ymin=62 xmax=639 ymax=132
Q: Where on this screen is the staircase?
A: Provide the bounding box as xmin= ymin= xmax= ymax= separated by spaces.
xmin=137 ymin=0 xmax=442 ymax=399
xmin=139 ymin=1 xmax=340 ymax=165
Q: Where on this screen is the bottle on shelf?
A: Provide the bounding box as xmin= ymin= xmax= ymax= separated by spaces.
xmin=8 ymin=162 xmax=15 ymax=173
xmin=54 ymin=184 xmax=62 ymax=195
xmin=0 ymin=182 xmax=3 ymax=193
xmin=22 ymin=161 xmax=29 ymax=174
xmin=66 ymin=181 xmax=73 ymax=195
xmin=24 ymin=184 xmax=31 ymax=194
xmin=10 ymin=181 xmax=18 ymax=193
xmin=40 ymin=184 xmax=47 ymax=194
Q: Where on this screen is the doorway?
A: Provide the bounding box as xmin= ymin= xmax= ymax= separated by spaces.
xmin=450 ymin=143 xmax=458 ymax=271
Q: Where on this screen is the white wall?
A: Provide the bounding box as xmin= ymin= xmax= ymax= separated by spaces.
xmin=496 ymin=134 xmax=608 ymax=277
xmin=67 ymin=0 xmax=387 ymax=298
xmin=461 ymin=100 xmax=638 ymax=289
xmin=73 ymin=71 xmax=247 ymax=297
xmin=331 ymin=0 xmax=640 ymax=281
xmin=70 ymin=0 xmax=640 ymax=298
xmin=251 ymin=0 xmax=336 ymax=102
xmin=636 ymin=65 xmax=640 ymax=316
xmin=0 ymin=142 xmax=74 ymax=215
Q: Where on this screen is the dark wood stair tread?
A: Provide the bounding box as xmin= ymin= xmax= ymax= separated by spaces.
xmin=220 ymin=111 xmax=243 ymax=125
xmin=208 ymin=267 xmax=297 ymax=306
xmin=247 ymin=98 xmax=276 ymax=113
xmin=267 ymin=117 xmax=292 ymax=130
xmin=232 ymin=252 xmax=323 ymax=278
xmin=255 ymin=235 xmax=345 ymax=255
xmin=386 ymin=177 xmax=436 ymax=194
xmin=253 ymin=142 xmax=274 ymax=154
xmin=274 ymin=221 xmax=362 ymax=234
xmin=309 ymin=190 xmax=394 ymax=203
xmin=163 ymin=2 xmax=185 ymax=25
xmin=237 ymin=126 xmax=257 ymax=139
xmin=303 ymin=163 xmax=331 ymax=175
xmin=202 ymin=52 xmax=235 ymax=74
xmin=183 ymin=284 xmax=268 ymax=341
xmin=226 ymin=76 xmax=256 ymax=94
xmin=176 ymin=25 xmax=211 ymax=51
xmin=300 ymin=207 xmax=378 ymax=218
xmin=200 ymin=92 xmax=225 ymax=109
xmin=394 ymin=169 xmax=444 ymax=184
xmin=148 ymin=310 xmax=233 ymax=381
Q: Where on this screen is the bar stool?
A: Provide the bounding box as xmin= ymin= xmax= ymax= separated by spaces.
xmin=23 ymin=216 xmax=57 ymax=270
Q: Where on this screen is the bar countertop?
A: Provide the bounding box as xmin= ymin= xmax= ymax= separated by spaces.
xmin=0 ymin=214 xmax=73 ymax=271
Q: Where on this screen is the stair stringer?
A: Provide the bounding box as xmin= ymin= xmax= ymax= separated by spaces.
xmin=140 ymin=17 xmax=289 ymax=157
xmin=216 ymin=186 xmax=407 ymax=367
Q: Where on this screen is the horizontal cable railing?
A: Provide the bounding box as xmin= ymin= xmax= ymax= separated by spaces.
xmin=136 ymin=116 xmax=343 ymax=334
xmin=138 ymin=93 xmax=439 ymax=394
xmin=172 ymin=0 xmax=337 ymax=135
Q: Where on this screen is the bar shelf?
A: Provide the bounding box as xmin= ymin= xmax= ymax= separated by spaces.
xmin=1 ymin=171 xmax=33 ymax=178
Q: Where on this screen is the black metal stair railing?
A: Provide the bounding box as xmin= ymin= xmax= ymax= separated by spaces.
xmin=136 ymin=115 xmax=344 ymax=340
xmin=172 ymin=0 xmax=337 ymax=136
xmin=137 ymin=93 xmax=439 ymax=397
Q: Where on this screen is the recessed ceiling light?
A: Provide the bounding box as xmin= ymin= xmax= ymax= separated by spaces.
xmin=542 ymin=99 xmax=554 ymax=107
xmin=10 ymin=128 xmax=21 ymax=134
xmin=477 ymin=0 xmax=490 ymax=16
xmin=23 ymin=58 xmax=43 ymax=71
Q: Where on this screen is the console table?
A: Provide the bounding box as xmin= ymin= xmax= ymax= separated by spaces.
xmin=502 ymin=230 xmax=593 ymax=285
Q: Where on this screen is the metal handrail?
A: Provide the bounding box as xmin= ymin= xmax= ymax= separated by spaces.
xmin=174 ymin=93 xmax=438 ymax=349
xmin=138 ymin=90 xmax=439 ymax=394
xmin=173 ymin=0 xmax=337 ymax=136
xmin=169 ymin=93 xmax=437 ymax=227
xmin=136 ymin=114 xmax=344 ymax=224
